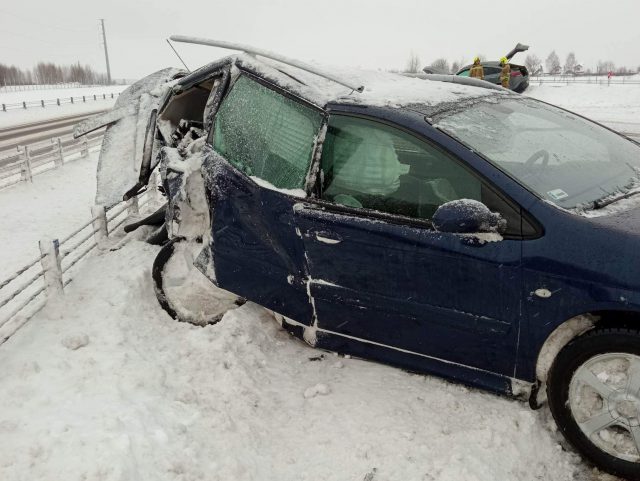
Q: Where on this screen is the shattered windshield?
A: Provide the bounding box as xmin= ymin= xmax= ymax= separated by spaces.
xmin=435 ymin=97 xmax=640 ymax=210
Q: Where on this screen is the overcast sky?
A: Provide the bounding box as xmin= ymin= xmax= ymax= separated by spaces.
xmin=1 ymin=0 xmax=639 ymax=80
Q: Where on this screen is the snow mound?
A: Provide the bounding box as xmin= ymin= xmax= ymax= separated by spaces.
xmin=0 ymin=239 xmax=593 ymax=480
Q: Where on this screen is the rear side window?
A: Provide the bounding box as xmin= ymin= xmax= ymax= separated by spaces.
xmin=320 ymin=116 xmax=482 ymax=220
xmin=212 ymin=75 xmax=323 ymax=190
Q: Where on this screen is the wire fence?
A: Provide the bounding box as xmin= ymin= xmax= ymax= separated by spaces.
xmin=0 ymin=132 xmax=104 ymax=190
xmin=0 ymin=174 xmax=161 ymax=345
xmin=1 ymin=92 xmax=120 ymax=112
xmin=530 ymin=75 xmax=640 ymax=85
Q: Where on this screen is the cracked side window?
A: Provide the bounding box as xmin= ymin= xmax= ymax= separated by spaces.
xmin=212 ymin=75 xmax=322 ymax=190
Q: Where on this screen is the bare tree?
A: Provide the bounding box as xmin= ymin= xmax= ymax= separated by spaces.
xmin=451 ymin=61 xmax=461 ymax=74
xmin=545 ymin=51 xmax=561 ymax=74
xmin=430 ymin=58 xmax=450 ymax=74
xmin=564 ymin=52 xmax=577 ymax=74
xmin=405 ymin=52 xmax=421 ymax=73
xmin=597 ymin=60 xmax=616 ymax=75
xmin=524 ymin=54 xmax=542 ymax=75
xmin=0 ymin=61 xmax=106 ymax=86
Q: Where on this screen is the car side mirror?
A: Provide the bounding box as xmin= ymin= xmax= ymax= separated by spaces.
xmin=432 ymin=199 xmax=506 ymax=234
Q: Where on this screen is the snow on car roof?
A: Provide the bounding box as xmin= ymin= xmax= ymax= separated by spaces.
xmin=222 ymin=54 xmax=506 ymax=110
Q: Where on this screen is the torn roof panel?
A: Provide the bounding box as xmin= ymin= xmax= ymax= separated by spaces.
xmin=175 ymin=53 xmax=508 ymax=111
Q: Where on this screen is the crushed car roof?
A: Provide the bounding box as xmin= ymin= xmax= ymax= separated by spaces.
xmin=177 ymin=53 xmax=511 ymax=111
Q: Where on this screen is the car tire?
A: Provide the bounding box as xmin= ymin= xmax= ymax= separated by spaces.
xmin=547 ymin=328 xmax=640 ymax=480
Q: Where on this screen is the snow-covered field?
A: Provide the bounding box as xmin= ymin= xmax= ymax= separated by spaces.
xmin=526 ymin=83 xmax=640 ymax=135
xmin=0 ymin=85 xmax=126 ymax=105
xmin=0 ymin=85 xmax=126 ymax=128
xmin=1 ymin=81 xmax=638 ymax=481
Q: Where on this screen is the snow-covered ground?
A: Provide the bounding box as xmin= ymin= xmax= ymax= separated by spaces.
xmin=526 ymin=83 xmax=640 ymax=135
xmin=0 ymin=239 xmax=592 ymax=481
xmin=2 ymin=81 xmax=639 ymax=481
xmin=0 ymin=85 xmax=127 ymax=128
xmin=0 ymin=152 xmax=98 ymax=280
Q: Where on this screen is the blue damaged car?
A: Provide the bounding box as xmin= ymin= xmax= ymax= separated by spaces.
xmin=75 ymin=37 xmax=640 ymax=480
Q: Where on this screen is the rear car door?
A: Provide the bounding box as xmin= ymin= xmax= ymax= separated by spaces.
xmin=204 ymin=73 xmax=325 ymax=324
xmin=294 ymin=114 xmax=525 ymax=377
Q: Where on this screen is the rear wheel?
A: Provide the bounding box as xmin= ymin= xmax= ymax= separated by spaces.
xmin=548 ymin=328 xmax=640 ymax=480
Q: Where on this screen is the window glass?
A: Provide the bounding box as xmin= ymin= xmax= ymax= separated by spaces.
xmin=436 ymin=97 xmax=640 ymax=209
xmin=213 ymin=75 xmax=323 ymax=189
xmin=484 ymin=67 xmax=502 ymax=76
xmin=458 ymin=69 xmax=470 ymax=77
xmin=320 ymin=116 xmax=482 ymax=220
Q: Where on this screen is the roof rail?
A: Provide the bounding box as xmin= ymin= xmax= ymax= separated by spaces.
xmin=169 ymin=36 xmax=365 ymax=93
xmin=422 ymin=74 xmax=505 ymax=91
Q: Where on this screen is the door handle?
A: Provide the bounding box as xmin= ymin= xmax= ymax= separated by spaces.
xmin=313 ymin=231 xmax=342 ymax=245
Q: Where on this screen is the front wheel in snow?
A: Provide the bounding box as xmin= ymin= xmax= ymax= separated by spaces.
xmin=152 ymin=237 xmax=243 ymax=326
xmin=547 ymin=328 xmax=640 ymax=480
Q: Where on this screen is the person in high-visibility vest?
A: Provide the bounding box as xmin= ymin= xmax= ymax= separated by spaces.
xmin=469 ymin=57 xmax=484 ymax=80
xmin=500 ymin=57 xmax=511 ymax=89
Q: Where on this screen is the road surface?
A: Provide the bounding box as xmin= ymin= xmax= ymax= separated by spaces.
xmin=0 ymin=110 xmax=106 ymax=168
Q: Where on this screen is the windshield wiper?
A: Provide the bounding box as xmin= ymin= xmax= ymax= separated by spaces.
xmin=593 ymin=188 xmax=640 ymax=209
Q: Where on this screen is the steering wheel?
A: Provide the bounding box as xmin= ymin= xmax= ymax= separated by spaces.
xmin=525 ymin=149 xmax=550 ymax=168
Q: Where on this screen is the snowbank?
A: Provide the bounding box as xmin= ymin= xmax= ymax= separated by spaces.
xmin=0 ymin=239 xmax=590 ymax=481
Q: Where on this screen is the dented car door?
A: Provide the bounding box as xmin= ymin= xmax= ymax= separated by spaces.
xmin=294 ymin=114 xmax=523 ymax=378
xmin=204 ymin=73 xmax=325 ymax=324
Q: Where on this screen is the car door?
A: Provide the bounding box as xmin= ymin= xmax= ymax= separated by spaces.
xmin=73 ymin=67 xmax=185 ymax=206
xmin=483 ymin=66 xmax=502 ymax=85
xmin=293 ymin=114 xmax=524 ymax=377
xmin=205 ymin=73 xmax=325 ymax=325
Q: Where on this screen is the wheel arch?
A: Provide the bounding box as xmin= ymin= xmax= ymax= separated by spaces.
xmin=535 ymin=309 xmax=640 ymax=383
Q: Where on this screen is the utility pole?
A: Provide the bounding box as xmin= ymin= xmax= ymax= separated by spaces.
xmin=99 ymin=19 xmax=112 ymax=84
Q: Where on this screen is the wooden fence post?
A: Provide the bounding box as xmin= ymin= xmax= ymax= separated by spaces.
xmin=22 ymin=101 xmax=26 ymax=109
xmin=41 ymin=100 xmax=44 ymax=108
xmin=20 ymin=146 xmax=33 ymax=182
xmin=39 ymin=238 xmax=63 ymax=298
xmin=91 ymin=205 xmax=108 ymax=243
xmin=53 ymin=137 xmax=64 ymax=167
xmin=81 ymin=137 xmax=89 ymax=157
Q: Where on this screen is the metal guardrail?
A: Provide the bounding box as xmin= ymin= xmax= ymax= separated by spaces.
xmin=1 ymin=92 xmax=120 ymax=112
xmin=0 ymin=176 xmax=160 ymax=344
xmin=0 ymin=132 xmax=104 ymax=189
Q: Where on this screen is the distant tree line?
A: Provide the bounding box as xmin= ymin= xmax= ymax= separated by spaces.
xmin=0 ymin=62 xmax=109 ymax=86
xmin=404 ymin=51 xmax=639 ymax=76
